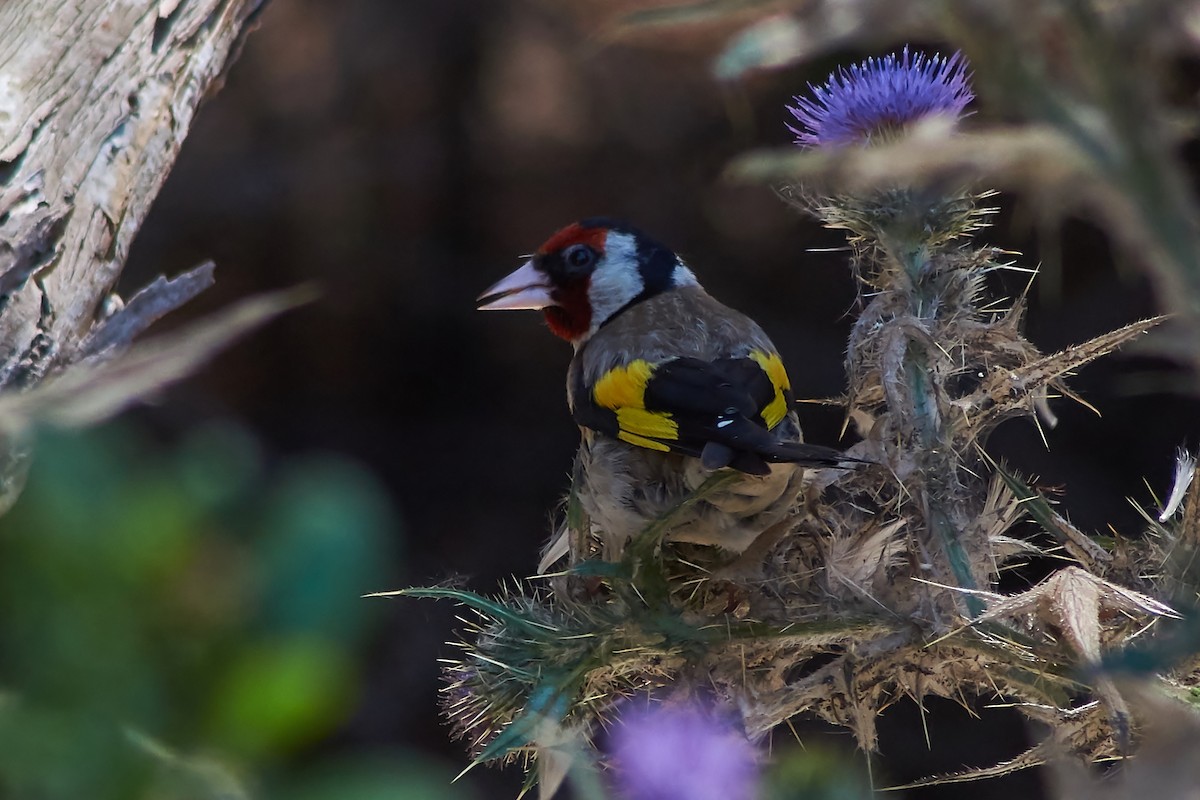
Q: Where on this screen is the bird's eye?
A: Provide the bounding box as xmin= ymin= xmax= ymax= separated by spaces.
xmin=563 ymin=244 xmax=596 ymax=271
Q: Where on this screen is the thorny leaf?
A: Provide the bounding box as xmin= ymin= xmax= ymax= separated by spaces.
xmin=986 ymin=458 xmax=1112 ymax=572
xmin=953 ymin=316 xmax=1167 ymax=434
xmin=741 ymin=644 xmax=892 ymax=749
xmin=533 ymin=718 xmax=573 ymax=800
xmin=739 ymin=634 xmax=1084 ymax=750
xmin=971 ymin=567 xmax=1177 ymax=655
xmin=884 ymin=741 xmax=1050 ymax=790
xmin=371 ymin=587 xmax=561 ymax=638
xmin=531 ymin=721 xmax=608 ymax=800
xmin=887 ymin=700 xmax=1117 ymax=790
xmin=712 ymin=617 xmax=900 ymax=650
xmin=969 ymin=566 xmax=1178 ymax=746
xmin=973 ymin=472 xmax=1046 ymax=568
xmin=1019 ymin=700 xmax=1117 ymax=762
xmin=472 ymin=681 xmax=575 ymax=768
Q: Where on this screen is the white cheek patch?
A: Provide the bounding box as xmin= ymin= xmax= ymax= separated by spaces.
xmin=586 ymin=230 xmax=645 ymax=334
xmin=672 ymin=260 xmax=698 ymax=287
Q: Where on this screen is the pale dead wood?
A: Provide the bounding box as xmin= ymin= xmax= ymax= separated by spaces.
xmin=0 ymin=0 xmax=272 ymax=519
xmin=80 ymin=260 xmax=216 ymax=359
xmin=0 ymin=0 xmax=265 ymax=373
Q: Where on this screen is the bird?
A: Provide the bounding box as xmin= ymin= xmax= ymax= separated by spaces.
xmin=477 ymin=218 xmax=854 ymax=571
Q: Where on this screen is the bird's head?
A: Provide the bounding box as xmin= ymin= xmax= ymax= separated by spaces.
xmin=477 ymin=218 xmax=697 ymax=345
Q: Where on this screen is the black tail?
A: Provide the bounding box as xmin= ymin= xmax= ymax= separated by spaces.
xmin=700 ymin=431 xmax=864 ymax=476
xmin=765 ymin=440 xmax=861 ymax=469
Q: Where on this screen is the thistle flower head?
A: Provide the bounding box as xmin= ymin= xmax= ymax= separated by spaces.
xmin=788 ymin=47 xmax=973 ymax=148
xmin=610 ymin=705 xmax=759 ymax=800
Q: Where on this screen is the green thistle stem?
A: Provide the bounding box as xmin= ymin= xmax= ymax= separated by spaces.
xmin=894 ymin=238 xmax=984 ymax=618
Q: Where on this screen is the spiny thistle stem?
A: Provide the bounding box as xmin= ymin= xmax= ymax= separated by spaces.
xmin=892 ymin=238 xmax=983 ymax=617
xmin=786 ymin=47 xmax=989 ymax=622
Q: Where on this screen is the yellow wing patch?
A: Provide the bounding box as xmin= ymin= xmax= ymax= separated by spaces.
xmin=617 ymin=431 xmax=672 ymax=451
xmin=592 ymin=360 xmax=679 ymax=449
xmin=593 ymin=359 xmax=655 ymax=410
xmin=617 ymin=408 xmax=678 ymax=442
xmin=749 ymin=350 xmax=791 ymax=429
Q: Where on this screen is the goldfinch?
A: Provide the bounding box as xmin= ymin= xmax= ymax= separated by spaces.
xmin=478 ymin=219 xmax=849 ymax=569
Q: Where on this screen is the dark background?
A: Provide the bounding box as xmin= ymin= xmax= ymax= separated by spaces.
xmin=122 ymin=0 xmax=1199 ymax=796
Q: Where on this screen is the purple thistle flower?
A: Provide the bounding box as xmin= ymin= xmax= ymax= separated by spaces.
xmin=788 ymin=47 xmax=973 ymax=148
xmin=610 ymin=705 xmax=760 ymax=800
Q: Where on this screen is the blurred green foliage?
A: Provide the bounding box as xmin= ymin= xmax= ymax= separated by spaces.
xmin=762 ymin=744 xmax=872 ymax=800
xmin=0 ymin=422 xmax=473 ymax=800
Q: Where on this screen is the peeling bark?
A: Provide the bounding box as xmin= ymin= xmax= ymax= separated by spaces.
xmin=0 ymin=0 xmax=264 ymax=375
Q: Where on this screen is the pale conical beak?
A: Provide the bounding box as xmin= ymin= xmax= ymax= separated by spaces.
xmin=476 ymin=260 xmax=555 ymax=311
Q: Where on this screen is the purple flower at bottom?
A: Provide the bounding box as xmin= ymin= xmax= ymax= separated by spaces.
xmin=610 ymin=705 xmax=760 ymax=800
xmin=788 ymin=47 xmax=974 ymax=148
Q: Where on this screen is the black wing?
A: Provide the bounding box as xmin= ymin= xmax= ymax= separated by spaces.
xmin=572 ymin=353 xmax=849 ymax=475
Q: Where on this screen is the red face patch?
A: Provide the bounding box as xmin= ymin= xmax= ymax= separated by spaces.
xmin=537 ymin=223 xmax=608 ymax=257
xmin=544 ymin=282 xmax=592 ymax=341
xmin=533 ymin=222 xmax=608 ymax=342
